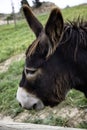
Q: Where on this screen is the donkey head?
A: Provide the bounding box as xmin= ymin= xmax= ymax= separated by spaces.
xmin=17 ymin=5 xmax=64 ymax=110
xmin=23 ymin=5 xmax=63 ymax=78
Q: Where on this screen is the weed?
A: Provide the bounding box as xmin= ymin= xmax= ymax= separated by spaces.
xmin=78 ymin=122 xmax=87 ymax=129
xmin=24 ymin=115 xmax=68 ymax=127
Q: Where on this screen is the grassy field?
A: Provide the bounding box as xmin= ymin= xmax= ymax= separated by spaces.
xmin=0 ymin=4 xmax=87 ymax=128
xmin=0 ymin=4 xmax=87 ymax=62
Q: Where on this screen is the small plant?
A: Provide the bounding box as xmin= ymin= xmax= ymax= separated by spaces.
xmin=78 ymin=122 xmax=87 ymax=129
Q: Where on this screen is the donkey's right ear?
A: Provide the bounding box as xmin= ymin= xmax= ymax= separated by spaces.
xmin=23 ymin=5 xmax=43 ymax=37
xmin=45 ymin=8 xmax=63 ymax=51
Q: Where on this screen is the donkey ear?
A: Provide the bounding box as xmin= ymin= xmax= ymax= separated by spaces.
xmin=45 ymin=8 xmax=63 ymax=49
xmin=23 ymin=5 xmax=43 ymax=37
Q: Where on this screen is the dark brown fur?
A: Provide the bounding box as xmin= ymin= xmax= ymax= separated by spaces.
xmin=19 ymin=4 xmax=87 ymax=107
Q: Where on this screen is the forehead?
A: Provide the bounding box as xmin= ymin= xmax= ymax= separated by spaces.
xmin=39 ymin=31 xmax=49 ymax=42
xmin=26 ymin=38 xmax=39 ymax=56
xmin=26 ymin=31 xmax=49 ymax=56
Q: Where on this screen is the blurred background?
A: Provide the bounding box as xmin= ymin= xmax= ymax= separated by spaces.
xmin=0 ymin=0 xmax=87 ymax=25
xmin=0 ymin=0 xmax=87 ymax=13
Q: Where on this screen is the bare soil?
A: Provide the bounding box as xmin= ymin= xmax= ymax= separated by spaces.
xmin=0 ymin=103 xmax=87 ymax=127
xmin=0 ymin=53 xmax=25 ymax=73
xmin=14 ymin=105 xmax=87 ymax=127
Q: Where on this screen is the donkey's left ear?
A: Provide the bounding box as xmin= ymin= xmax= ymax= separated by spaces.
xmin=45 ymin=8 xmax=64 ymax=49
xmin=23 ymin=5 xmax=43 ymax=37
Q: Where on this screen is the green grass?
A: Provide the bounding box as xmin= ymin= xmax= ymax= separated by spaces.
xmin=0 ymin=4 xmax=87 ymax=128
xmin=0 ymin=5 xmax=87 ymax=62
xmin=0 ymin=60 xmax=24 ymax=116
xmin=24 ymin=115 xmax=68 ymax=126
xmin=78 ymin=122 xmax=87 ymax=129
xmin=62 ymin=5 xmax=87 ymax=21
xmin=0 ymin=21 xmax=35 ymax=62
xmin=66 ymin=89 xmax=87 ymax=108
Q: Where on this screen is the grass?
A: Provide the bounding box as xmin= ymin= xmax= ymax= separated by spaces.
xmin=78 ymin=122 xmax=87 ymax=129
xmin=0 ymin=21 xmax=35 ymax=62
xmin=0 ymin=60 xmax=24 ymax=116
xmin=24 ymin=115 xmax=68 ymax=126
xmin=66 ymin=89 xmax=87 ymax=108
xmin=0 ymin=5 xmax=87 ymax=62
xmin=0 ymin=4 xmax=87 ymax=128
xmin=62 ymin=4 xmax=87 ymax=21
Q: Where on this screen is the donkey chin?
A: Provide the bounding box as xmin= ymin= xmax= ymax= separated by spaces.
xmin=16 ymin=87 xmax=44 ymax=110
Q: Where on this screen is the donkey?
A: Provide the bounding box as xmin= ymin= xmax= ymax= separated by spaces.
xmin=17 ymin=4 xmax=87 ymax=110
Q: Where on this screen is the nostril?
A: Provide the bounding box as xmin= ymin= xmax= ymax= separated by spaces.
xmin=19 ymin=103 xmax=22 ymax=107
xmin=33 ymin=103 xmax=37 ymax=109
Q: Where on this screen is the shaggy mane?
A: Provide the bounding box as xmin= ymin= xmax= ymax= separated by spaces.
xmin=60 ymin=19 xmax=87 ymax=61
xmin=26 ymin=19 xmax=87 ymax=63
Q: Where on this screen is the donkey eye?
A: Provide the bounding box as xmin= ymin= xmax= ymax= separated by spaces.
xmin=25 ymin=67 xmax=37 ymax=75
xmin=26 ymin=69 xmax=36 ymax=74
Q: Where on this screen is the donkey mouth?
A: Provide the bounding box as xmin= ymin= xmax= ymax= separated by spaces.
xmin=21 ymin=100 xmax=45 ymax=111
xmin=17 ymin=87 xmax=45 ymax=111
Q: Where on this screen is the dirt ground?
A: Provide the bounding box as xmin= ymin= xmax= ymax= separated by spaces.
xmin=0 ymin=103 xmax=87 ymax=128
xmin=14 ymin=105 xmax=87 ymax=127
xmin=0 ymin=53 xmax=25 ymax=73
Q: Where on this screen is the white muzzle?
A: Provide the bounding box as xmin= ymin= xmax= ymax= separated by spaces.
xmin=16 ymin=87 xmax=44 ymax=110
